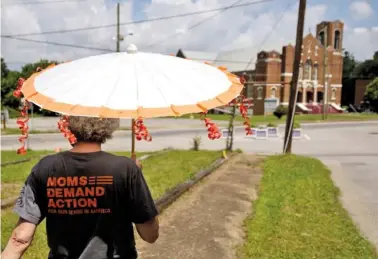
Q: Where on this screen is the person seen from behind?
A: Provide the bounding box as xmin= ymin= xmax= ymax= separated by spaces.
xmin=1 ymin=116 xmax=159 ymax=259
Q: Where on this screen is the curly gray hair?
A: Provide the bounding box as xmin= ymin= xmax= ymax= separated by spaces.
xmin=67 ymin=116 xmax=120 ymax=144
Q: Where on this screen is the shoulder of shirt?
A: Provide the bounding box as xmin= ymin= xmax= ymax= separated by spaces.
xmin=105 ymin=152 xmax=137 ymax=167
xmin=36 ymin=153 xmax=61 ymax=167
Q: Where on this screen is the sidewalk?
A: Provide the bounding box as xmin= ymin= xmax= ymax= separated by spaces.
xmin=136 ymin=154 xmax=263 ymax=259
xmin=323 ymin=159 xmax=378 ymax=251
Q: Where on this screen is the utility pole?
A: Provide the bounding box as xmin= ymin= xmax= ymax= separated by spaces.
xmin=115 ymin=3 xmax=136 ymax=159
xmin=283 ymin=0 xmax=307 ymax=154
xmin=322 ymin=24 xmax=328 ymax=120
xmin=116 ymin=3 xmax=121 ymax=52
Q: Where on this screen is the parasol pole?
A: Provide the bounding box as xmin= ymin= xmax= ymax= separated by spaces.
xmin=131 ymin=119 xmax=136 ymax=160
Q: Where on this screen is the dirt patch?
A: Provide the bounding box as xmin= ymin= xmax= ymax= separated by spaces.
xmin=136 ymin=154 xmax=263 ymax=259
xmin=1 ymin=183 xmax=22 ymax=208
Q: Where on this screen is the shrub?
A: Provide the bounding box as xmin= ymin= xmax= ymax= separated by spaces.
xmin=293 ymin=121 xmax=301 ymax=129
xmin=273 ymin=105 xmax=288 ymax=119
xmin=267 ymin=122 xmax=277 ymax=127
xmin=235 ymin=148 xmax=243 ymax=153
xmin=191 ymin=136 xmax=202 ymax=151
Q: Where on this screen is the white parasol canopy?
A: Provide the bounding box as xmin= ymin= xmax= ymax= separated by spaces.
xmin=21 ymin=44 xmax=243 ymax=119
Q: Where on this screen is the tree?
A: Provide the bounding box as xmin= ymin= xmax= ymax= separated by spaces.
xmin=20 ymin=59 xmax=58 ymax=79
xmin=1 ymin=57 xmax=9 ymax=78
xmin=1 ymin=59 xmax=59 ymax=115
xmin=20 ymin=60 xmax=60 ymax=116
xmin=365 ymin=77 xmax=378 ymax=112
xmin=353 ymin=59 xmax=378 ymax=79
xmin=1 ymin=70 xmax=22 ymax=108
xmin=343 ymin=51 xmax=357 ymax=79
xmin=374 ymin=51 xmax=378 ymax=61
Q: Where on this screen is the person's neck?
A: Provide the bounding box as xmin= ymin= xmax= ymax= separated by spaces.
xmin=70 ymin=142 xmax=102 ymax=153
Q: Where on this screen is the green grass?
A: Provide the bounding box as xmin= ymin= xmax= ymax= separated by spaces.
xmin=1 ymin=128 xmax=58 ymax=135
xmin=1 ymin=127 xmax=132 ymax=135
xmin=179 ymin=113 xmax=378 ymax=124
xmin=240 ymin=155 xmax=378 ymax=259
xmin=1 ymin=149 xmax=221 ymax=258
xmin=1 ymin=150 xmax=53 ymax=164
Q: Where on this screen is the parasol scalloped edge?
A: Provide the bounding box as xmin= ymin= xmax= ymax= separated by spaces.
xmin=20 ymin=52 xmax=244 ymax=119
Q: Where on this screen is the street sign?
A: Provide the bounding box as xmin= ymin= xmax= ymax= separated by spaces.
xmin=264 ymin=98 xmax=278 ymax=114
xmin=254 ymin=128 xmax=268 ymax=139
xmin=221 ymin=128 xmax=233 ymax=139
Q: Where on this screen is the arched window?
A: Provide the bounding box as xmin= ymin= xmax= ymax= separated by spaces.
xmin=271 ymin=87 xmax=277 ymax=98
xmin=313 ymin=64 xmax=318 ymax=80
xmin=331 ymin=88 xmax=337 ymax=100
xmin=334 ymin=30 xmax=341 ymax=50
xmin=319 ymin=31 xmax=325 ymax=46
xmin=304 ymin=60 xmax=311 ymax=80
xmin=257 ymin=87 xmax=263 ymax=99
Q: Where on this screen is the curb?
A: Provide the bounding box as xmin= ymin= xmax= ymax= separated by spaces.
xmin=155 ymin=155 xmax=229 ymax=213
xmin=1 ymin=153 xmax=55 ymax=167
xmin=2 ymin=120 xmax=377 ymax=139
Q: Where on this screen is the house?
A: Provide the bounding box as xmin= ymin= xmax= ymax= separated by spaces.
xmin=176 ymin=20 xmax=345 ymax=115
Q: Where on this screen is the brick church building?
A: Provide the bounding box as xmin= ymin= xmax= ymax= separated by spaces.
xmin=176 ymin=20 xmax=345 ymax=115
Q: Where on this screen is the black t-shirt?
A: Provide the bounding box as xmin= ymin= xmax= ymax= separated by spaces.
xmin=13 ymin=151 xmax=158 ymax=259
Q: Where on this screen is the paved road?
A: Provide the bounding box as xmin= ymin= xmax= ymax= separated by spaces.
xmin=2 ymin=121 xmax=377 ymax=151
xmin=2 ymin=121 xmax=378 ymax=248
xmin=5 ymin=117 xmax=234 ymax=131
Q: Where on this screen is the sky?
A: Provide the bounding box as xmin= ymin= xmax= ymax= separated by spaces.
xmin=1 ymin=0 xmax=377 ymax=71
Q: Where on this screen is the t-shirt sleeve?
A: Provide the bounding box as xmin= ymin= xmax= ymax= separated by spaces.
xmin=13 ymin=163 xmax=45 ymax=225
xmin=129 ymin=166 xmax=158 ymax=224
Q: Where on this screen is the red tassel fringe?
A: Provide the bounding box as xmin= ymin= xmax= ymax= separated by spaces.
xmin=238 ymin=96 xmax=253 ymax=135
xmin=201 ymin=112 xmax=221 ymax=140
xmin=16 ymin=101 xmax=30 ymax=155
xmin=12 ymin=78 xmax=29 ymax=154
xmin=57 ymin=115 xmax=77 ymax=144
xmin=134 ymin=118 xmax=152 ymax=142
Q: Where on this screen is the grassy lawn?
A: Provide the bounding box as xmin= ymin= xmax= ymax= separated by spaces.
xmin=1 ymin=149 xmax=221 ymax=258
xmin=240 ymin=155 xmax=377 ymax=259
xmin=1 ymin=150 xmax=53 ymax=164
xmin=1 ymin=127 xmax=132 ymax=135
xmin=180 ymin=113 xmax=378 ymax=125
xmin=1 ymin=128 xmax=58 ymax=135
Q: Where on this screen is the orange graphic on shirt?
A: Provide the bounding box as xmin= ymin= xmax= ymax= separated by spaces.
xmin=46 ymin=176 xmax=112 ymax=215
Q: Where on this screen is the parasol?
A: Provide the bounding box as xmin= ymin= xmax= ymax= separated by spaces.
xmin=13 ymin=44 xmax=248 ymax=158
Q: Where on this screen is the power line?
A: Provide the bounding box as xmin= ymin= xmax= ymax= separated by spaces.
xmin=1 ymin=36 xmax=113 ymax=52
xmin=2 ymin=0 xmax=273 ymax=37
xmin=1 ymin=0 xmax=85 ymax=6
xmin=244 ymin=0 xmax=295 ymax=70
xmin=1 ymin=35 xmax=344 ymax=67
xmin=144 ymin=0 xmax=254 ymax=49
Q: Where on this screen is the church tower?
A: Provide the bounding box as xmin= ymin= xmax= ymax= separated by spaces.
xmin=316 ymin=20 xmax=344 ymax=105
xmin=316 ymin=20 xmax=344 ymax=52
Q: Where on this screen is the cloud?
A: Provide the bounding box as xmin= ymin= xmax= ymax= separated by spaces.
xmin=1 ymin=0 xmax=377 ymax=71
xmin=349 ymin=1 xmax=374 ymax=20
xmin=345 ymin=26 xmax=378 ymax=60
